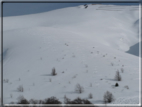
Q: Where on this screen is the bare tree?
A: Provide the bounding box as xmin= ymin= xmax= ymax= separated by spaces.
xmin=75 ymin=84 xmax=84 ymax=93
xmin=103 ymin=91 xmax=115 ymax=103
xmin=51 ymin=67 xmax=57 ymax=76
xmin=114 ymin=71 xmax=121 ymax=81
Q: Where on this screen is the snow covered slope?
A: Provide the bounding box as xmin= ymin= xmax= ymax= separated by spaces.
xmin=3 ymin=4 xmax=140 ymax=105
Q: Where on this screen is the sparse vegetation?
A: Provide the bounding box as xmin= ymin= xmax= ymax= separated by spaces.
xmin=75 ymin=84 xmax=84 ymax=93
xmin=103 ymin=91 xmax=115 ymax=103
xmin=9 ymin=96 xmax=97 ymax=106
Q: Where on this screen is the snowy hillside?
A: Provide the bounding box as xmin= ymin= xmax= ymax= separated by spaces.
xmin=3 ymin=4 xmax=140 ymax=106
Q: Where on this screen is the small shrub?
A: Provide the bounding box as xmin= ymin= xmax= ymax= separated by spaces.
xmin=88 ymin=93 xmax=93 ymax=99
xmin=111 ymin=63 xmax=114 ymax=66
xmin=51 ymin=67 xmax=57 ymax=76
xmin=103 ymin=55 xmax=105 ymax=57
xmin=17 ymin=85 xmax=24 ymax=92
xmin=75 ymin=84 xmax=84 ymax=93
xmin=103 ymin=91 xmax=115 ymax=103
xmin=114 ymin=71 xmax=122 ymax=81
xmin=115 ymin=83 xmax=119 ymax=87
xmin=44 ymin=96 xmax=61 ymax=104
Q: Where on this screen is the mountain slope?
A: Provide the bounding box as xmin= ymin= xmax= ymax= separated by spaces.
xmin=3 ymin=4 xmax=140 ymax=105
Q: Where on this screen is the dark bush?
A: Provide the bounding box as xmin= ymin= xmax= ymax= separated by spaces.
xmin=17 ymin=99 xmax=29 ymax=104
xmin=115 ymin=83 xmax=119 ymax=87
xmin=44 ymin=96 xmax=61 ymax=104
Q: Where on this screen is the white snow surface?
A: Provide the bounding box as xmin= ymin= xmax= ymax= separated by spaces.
xmin=2 ymin=4 xmax=140 ymax=105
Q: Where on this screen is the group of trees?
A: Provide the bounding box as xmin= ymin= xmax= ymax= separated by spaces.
xmin=11 ymin=66 xmax=123 ymax=106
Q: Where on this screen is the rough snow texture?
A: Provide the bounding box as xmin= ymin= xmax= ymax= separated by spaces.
xmin=2 ymin=4 xmax=140 ymax=105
